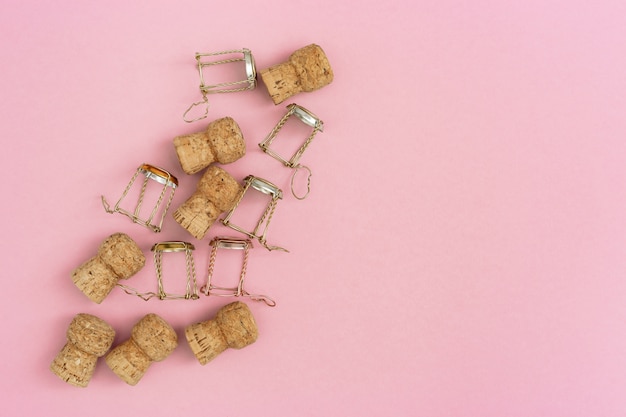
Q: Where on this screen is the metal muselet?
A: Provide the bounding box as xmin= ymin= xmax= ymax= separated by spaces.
xmin=221 ymin=175 xmax=288 ymax=252
xmin=118 ymin=241 xmax=199 ymax=301
xmin=102 ymin=163 xmax=178 ymax=233
xmin=201 ymin=237 xmax=275 ymax=307
xmin=183 ymin=48 xmax=257 ymax=123
xmin=258 ymin=103 xmax=324 ymax=200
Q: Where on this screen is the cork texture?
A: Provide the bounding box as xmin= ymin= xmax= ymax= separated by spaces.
xmin=172 ymin=194 xmax=220 ymax=239
xmin=206 ymin=117 xmax=245 ymax=164
xmin=105 ymin=339 xmax=151 ymax=386
xmin=174 ymin=117 xmax=246 ymax=175
xmin=185 ymin=301 xmax=258 ymax=365
xmin=72 ymin=233 xmax=146 ymax=304
xmin=97 ymin=233 xmax=146 ymax=278
xmin=174 ymin=132 xmax=213 ymax=175
xmin=196 ymin=166 xmax=242 ymax=212
xmin=185 ymin=320 xmax=228 ymax=365
xmin=50 ymin=343 xmax=99 ymax=388
xmin=216 ymin=301 xmax=259 ymax=349
xmin=260 ymin=44 xmax=334 ymax=104
xmin=105 ymin=314 xmax=177 ymax=385
xmin=50 ymin=314 xmax=115 ymax=388
xmin=66 ymin=313 xmax=116 ymax=356
xmin=71 ymin=257 xmax=119 ymax=304
xmin=173 ymin=166 xmax=242 ymax=239
xmin=131 ymin=313 xmax=178 ymax=361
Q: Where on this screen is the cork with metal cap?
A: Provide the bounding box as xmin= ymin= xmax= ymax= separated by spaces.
xmin=259 ymin=44 xmax=334 ymax=105
xmin=105 ymin=313 xmax=178 ymax=386
xmin=174 ymin=116 xmax=246 ymax=175
xmin=173 ymin=165 xmax=242 ymax=239
xmin=50 ymin=313 xmax=116 ymax=387
xmin=72 ymin=233 xmax=146 ymax=304
xmin=185 ymin=301 xmax=258 ymax=365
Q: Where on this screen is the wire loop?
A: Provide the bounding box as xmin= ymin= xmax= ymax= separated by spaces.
xmin=182 ymin=96 xmax=210 ymax=123
xmin=290 ymin=164 xmax=312 ymax=200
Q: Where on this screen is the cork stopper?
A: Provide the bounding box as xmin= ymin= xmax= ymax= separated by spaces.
xmin=173 ymin=166 xmax=242 ymax=239
xmin=259 ymin=44 xmax=334 ymax=105
xmin=50 ymin=313 xmax=116 ymax=387
xmin=174 ymin=116 xmax=246 ymax=175
xmin=105 ymin=313 xmax=177 ymax=386
xmin=185 ymin=301 xmax=258 ymax=365
xmin=72 ymin=233 xmax=146 ymax=304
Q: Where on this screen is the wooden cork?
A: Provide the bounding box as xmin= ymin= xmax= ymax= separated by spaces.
xmin=259 ymin=44 xmax=334 ymax=105
xmin=105 ymin=313 xmax=178 ymax=386
xmin=185 ymin=301 xmax=258 ymax=365
xmin=173 ymin=165 xmax=242 ymax=239
xmin=72 ymin=233 xmax=146 ymax=304
xmin=50 ymin=313 xmax=116 ymax=387
xmin=174 ymin=116 xmax=246 ymax=175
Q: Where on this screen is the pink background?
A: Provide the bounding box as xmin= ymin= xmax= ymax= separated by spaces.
xmin=1 ymin=1 xmax=625 ymax=415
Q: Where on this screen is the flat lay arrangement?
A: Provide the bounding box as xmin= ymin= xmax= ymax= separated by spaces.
xmin=50 ymin=43 xmax=334 ymax=387
xmin=5 ymin=2 xmax=624 ymax=415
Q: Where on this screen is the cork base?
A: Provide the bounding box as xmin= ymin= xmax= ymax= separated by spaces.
xmin=50 ymin=343 xmax=98 ymax=388
xmin=260 ymin=63 xmax=299 ymax=105
xmin=105 ymin=339 xmax=151 ymax=386
xmin=71 ymin=257 xmax=118 ymax=304
xmin=185 ymin=320 xmax=228 ymax=365
xmin=172 ymin=193 xmax=220 ymax=239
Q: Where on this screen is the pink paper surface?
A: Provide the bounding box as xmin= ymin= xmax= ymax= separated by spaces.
xmin=2 ymin=1 xmax=625 ymax=415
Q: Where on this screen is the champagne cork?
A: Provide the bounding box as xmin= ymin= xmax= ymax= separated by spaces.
xmin=72 ymin=233 xmax=146 ymax=304
xmin=105 ymin=313 xmax=178 ymax=386
xmin=50 ymin=313 xmax=115 ymax=387
xmin=174 ymin=116 xmax=246 ymax=175
xmin=185 ymin=301 xmax=258 ymax=365
xmin=173 ymin=165 xmax=242 ymax=239
xmin=259 ymin=44 xmax=334 ymax=105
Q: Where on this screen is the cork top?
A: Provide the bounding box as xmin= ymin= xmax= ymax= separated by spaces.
xmin=205 ymin=116 xmax=246 ymax=164
xmin=66 ymin=313 xmax=116 ymax=357
xmin=289 ymin=44 xmax=334 ymax=92
xmin=216 ymin=301 xmax=258 ymax=349
xmin=196 ymin=165 xmax=243 ymax=212
xmin=97 ymin=233 xmax=146 ymax=279
xmin=131 ymin=314 xmax=178 ymax=361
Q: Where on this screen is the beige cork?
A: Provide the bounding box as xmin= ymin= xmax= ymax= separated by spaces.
xmin=72 ymin=233 xmax=145 ymax=304
xmin=185 ymin=301 xmax=258 ymax=365
xmin=50 ymin=313 xmax=116 ymax=387
xmin=259 ymin=44 xmax=334 ymax=105
xmin=174 ymin=116 xmax=246 ymax=175
xmin=173 ymin=165 xmax=242 ymax=239
xmin=105 ymin=313 xmax=178 ymax=386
